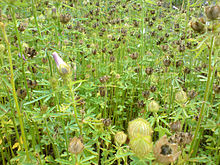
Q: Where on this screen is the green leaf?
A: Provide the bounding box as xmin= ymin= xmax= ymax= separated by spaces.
xmin=24 ymin=94 xmax=51 ymax=106
xmin=55 ymin=158 xmax=73 ymax=165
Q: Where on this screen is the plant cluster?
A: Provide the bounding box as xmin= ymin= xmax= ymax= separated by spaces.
xmin=0 ymin=0 xmax=219 ymax=164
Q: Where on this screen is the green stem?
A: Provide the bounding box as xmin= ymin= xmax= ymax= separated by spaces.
xmin=32 ymin=0 xmax=42 ymax=39
xmin=0 ymin=22 xmax=30 ymax=161
xmin=10 ymin=8 xmax=30 ymax=100
xmin=68 ymin=82 xmax=83 ymax=136
xmin=189 ymin=35 xmax=215 ymax=157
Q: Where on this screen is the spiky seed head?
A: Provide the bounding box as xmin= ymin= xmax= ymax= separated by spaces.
xmin=148 ymin=100 xmax=159 ymax=112
xmin=114 ymin=131 xmax=127 ymax=146
xmin=129 ymin=135 xmax=153 ymax=158
xmin=128 ymin=118 xmax=153 ymax=139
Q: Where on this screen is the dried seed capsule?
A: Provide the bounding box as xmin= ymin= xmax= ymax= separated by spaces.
xmin=154 ymin=135 xmax=181 ymax=164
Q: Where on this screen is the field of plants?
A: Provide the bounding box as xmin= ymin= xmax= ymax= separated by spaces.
xmin=0 ymin=0 xmax=219 ymax=164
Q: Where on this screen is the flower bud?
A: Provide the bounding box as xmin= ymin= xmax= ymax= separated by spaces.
xmin=114 ymin=131 xmax=127 ymax=146
xmin=205 ymin=5 xmax=220 ymax=20
xmin=148 ymin=100 xmax=159 ymax=112
xmin=175 ymin=90 xmax=187 ymax=104
xmin=129 ymin=135 xmax=153 ymax=158
xmin=0 ymin=44 xmax=5 ymax=53
xmin=68 ymin=137 xmax=84 ymax=155
xmin=128 ymin=118 xmax=153 ymax=139
xmin=52 ymin=52 xmax=71 ymax=77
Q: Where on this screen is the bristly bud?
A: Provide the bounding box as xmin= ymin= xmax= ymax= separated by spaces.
xmin=175 ymin=90 xmax=187 ymax=104
xmin=129 ymin=135 xmax=153 ymax=158
xmin=128 ymin=118 xmax=153 ymax=139
xmin=205 ymin=5 xmax=220 ymax=20
xmin=115 ymin=131 xmax=127 ymax=146
xmin=148 ymin=100 xmax=159 ymax=112
xmin=52 ymin=52 xmax=71 ymax=77
xmin=68 ymin=137 xmax=84 ymax=155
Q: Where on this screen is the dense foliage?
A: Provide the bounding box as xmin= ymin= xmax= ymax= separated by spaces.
xmin=0 ymin=0 xmax=219 ymax=164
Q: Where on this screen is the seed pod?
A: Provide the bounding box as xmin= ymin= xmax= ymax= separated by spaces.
xmin=184 ymin=67 xmax=191 ymax=74
xmin=170 ymin=121 xmax=181 ymax=132
xmin=176 ymin=60 xmax=184 ymax=68
xmin=142 ymin=91 xmax=150 ymax=99
xmin=205 ymin=5 xmax=220 ymax=20
xmin=27 ymin=79 xmax=37 ymax=89
xmin=128 ymin=118 xmax=153 ymax=139
xmin=150 ymin=85 xmax=157 ymax=93
xmin=169 ymin=132 xmax=193 ymax=145
xmin=190 ymin=20 xmax=205 ymax=33
xmin=188 ymin=90 xmax=198 ymax=99
xmin=213 ymin=84 xmax=220 ymax=94
xmin=17 ymin=88 xmax=27 ymax=99
xmin=158 ymin=25 xmax=163 ymax=31
xmin=129 ymin=135 xmax=153 ymax=158
xmin=148 ymin=100 xmax=159 ymax=112
xmin=129 ymin=52 xmax=138 ymax=60
xmin=60 ymin=13 xmax=71 ymax=24
xmin=115 ymin=131 xmax=127 ymax=146
xmin=25 ymin=47 xmax=37 ymax=58
xmin=102 ymin=118 xmax=111 ymax=127
xmin=175 ymin=90 xmax=187 ymax=104
xmin=145 ymin=67 xmax=153 ymax=75
xmin=163 ymin=58 xmax=171 ymax=67
xmin=68 ymin=137 xmax=84 ymax=155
